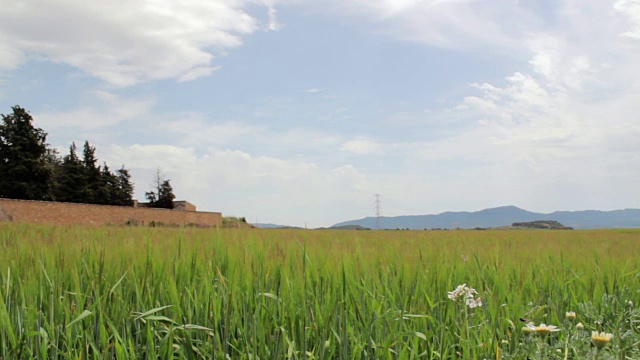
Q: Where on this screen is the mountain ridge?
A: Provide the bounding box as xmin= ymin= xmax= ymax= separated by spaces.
xmin=332 ymin=206 xmax=640 ymax=230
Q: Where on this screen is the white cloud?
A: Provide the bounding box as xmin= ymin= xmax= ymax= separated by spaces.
xmin=0 ymin=42 xmax=24 ymax=69
xmin=178 ymin=66 xmax=221 ymax=82
xmin=0 ymin=0 xmax=278 ymax=86
xmin=363 ymin=0 xmax=640 ymax=214
xmin=101 ymin=144 xmax=379 ymax=227
xmin=155 ymin=113 xmax=343 ymax=157
xmin=614 ymin=0 xmax=640 ymax=39
xmin=35 ymin=91 xmax=156 ymax=130
xmin=35 ymin=90 xmax=346 ymax=163
xmin=262 ymin=0 xmax=283 ymax=31
xmin=7 ymin=0 xmax=640 ymax=225
xmin=529 ymin=52 xmax=555 ymax=78
xmin=298 ymin=0 xmax=540 ymax=53
xmin=107 ymin=144 xmax=199 ymax=172
xmin=340 ymin=136 xmax=383 ymax=155
xmin=401 ymin=49 xmax=640 ymax=211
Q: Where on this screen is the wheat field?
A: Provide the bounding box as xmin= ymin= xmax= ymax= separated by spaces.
xmin=0 ymin=223 xmax=638 ymax=359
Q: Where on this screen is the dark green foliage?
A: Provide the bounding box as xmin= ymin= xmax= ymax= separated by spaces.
xmin=43 ymin=147 xmax=62 ymax=172
xmin=1 ymin=105 xmax=136 ymax=207
xmin=145 ymin=169 xmax=175 ymax=209
xmin=512 ymin=220 xmax=573 ymax=230
xmin=113 ymin=166 xmax=134 ymax=206
xmin=145 ymin=180 xmax=175 ymax=209
xmin=156 ymin=180 xmax=175 ymax=209
xmin=52 ymin=143 xmax=87 ymax=203
xmin=53 ymin=144 xmax=135 ymax=206
xmin=82 ymin=141 xmax=102 ymax=203
xmin=0 ymin=105 xmax=52 ymax=200
xmin=96 ymin=162 xmax=118 ymax=205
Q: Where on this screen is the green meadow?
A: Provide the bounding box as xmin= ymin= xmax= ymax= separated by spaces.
xmin=1 ymin=224 xmax=639 ymax=359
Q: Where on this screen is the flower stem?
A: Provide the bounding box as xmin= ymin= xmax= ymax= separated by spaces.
xmin=464 ymin=305 xmax=471 ymax=357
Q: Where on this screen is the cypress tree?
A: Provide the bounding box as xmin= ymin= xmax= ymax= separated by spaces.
xmin=145 ymin=168 xmax=175 ymax=209
xmin=1 ymin=105 xmax=138 ymax=206
xmin=81 ymin=141 xmax=102 ymax=203
xmin=96 ymin=162 xmax=118 ymax=205
xmin=114 ymin=166 xmax=134 ymax=206
xmin=156 ymin=180 xmax=176 ymax=209
xmin=53 ymin=143 xmax=87 ymax=203
xmin=0 ymin=106 xmax=52 ymax=200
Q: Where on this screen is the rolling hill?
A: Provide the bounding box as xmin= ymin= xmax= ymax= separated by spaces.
xmin=332 ymin=206 xmax=640 ymax=230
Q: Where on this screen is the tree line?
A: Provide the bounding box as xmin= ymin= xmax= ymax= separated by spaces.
xmin=0 ymin=105 xmax=175 ymax=209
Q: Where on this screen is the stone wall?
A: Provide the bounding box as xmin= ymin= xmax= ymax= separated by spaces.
xmin=0 ymin=198 xmax=222 ymax=227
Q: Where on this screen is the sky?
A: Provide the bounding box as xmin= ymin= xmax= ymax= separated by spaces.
xmin=1 ymin=0 xmax=639 ymax=228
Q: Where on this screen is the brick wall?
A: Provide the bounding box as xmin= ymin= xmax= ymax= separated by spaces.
xmin=0 ymin=198 xmax=222 ymax=227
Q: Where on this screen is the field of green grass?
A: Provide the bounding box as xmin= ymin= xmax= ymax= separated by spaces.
xmin=1 ymin=223 xmax=639 ymax=359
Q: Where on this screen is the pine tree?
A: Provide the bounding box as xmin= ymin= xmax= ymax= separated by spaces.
xmin=145 ymin=168 xmax=175 ymax=209
xmin=96 ymin=162 xmax=118 ymax=205
xmin=114 ymin=166 xmax=134 ymax=206
xmin=0 ymin=106 xmax=52 ymax=200
xmin=47 ymin=148 xmax=64 ymax=201
xmin=52 ymin=143 xmax=87 ymax=203
xmin=0 ymin=106 xmax=138 ymax=206
xmin=81 ymin=141 xmax=102 ymax=203
xmin=156 ymin=180 xmax=176 ymax=209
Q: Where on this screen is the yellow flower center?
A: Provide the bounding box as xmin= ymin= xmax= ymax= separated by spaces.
xmin=536 ymin=327 xmax=551 ymax=335
xmin=591 ymin=332 xmax=613 ymax=349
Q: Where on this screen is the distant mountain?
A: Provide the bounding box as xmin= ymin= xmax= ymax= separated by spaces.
xmin=253 ymin=223 xmax=291 ymax=228
xmin=255 ymin=223 xmax=371 ymax=230
xmin=332 ymin=206 xmax=640 ymax=230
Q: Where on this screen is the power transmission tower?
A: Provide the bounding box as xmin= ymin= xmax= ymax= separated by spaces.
xmin=374 ymin=194 xmax=382 ymax=230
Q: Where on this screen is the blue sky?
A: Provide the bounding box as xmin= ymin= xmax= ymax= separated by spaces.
xmin=1 ymin=0 xmax=639 ymax=227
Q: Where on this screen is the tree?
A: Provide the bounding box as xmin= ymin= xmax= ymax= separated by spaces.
xmin=155 ymin=179 xmax=176 ymax=209
xmin=52 ymin=143 xmax=87 ymax=203
xmin=0 ymin=106 xmax=138 ymax=206
xmin=145 ymin=168 xmax=175 ymax=209
xmin=96 ymin=162 xmax=118 ymax=205
xmin=113 ymin=166 xmax=134 ymax=206
xmin=46 ymin=147 xmax=64 ymax=200
xmin=0 ymin=106 xmax=52 ymax=200
xmin=51 ymin=142 xmax=136 ymax=206
xmin=81 ymin=141 xmax=102 ymax=203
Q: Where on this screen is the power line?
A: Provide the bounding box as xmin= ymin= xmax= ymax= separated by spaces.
xmin=374 ymin=194 xmax=381 ymax=230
